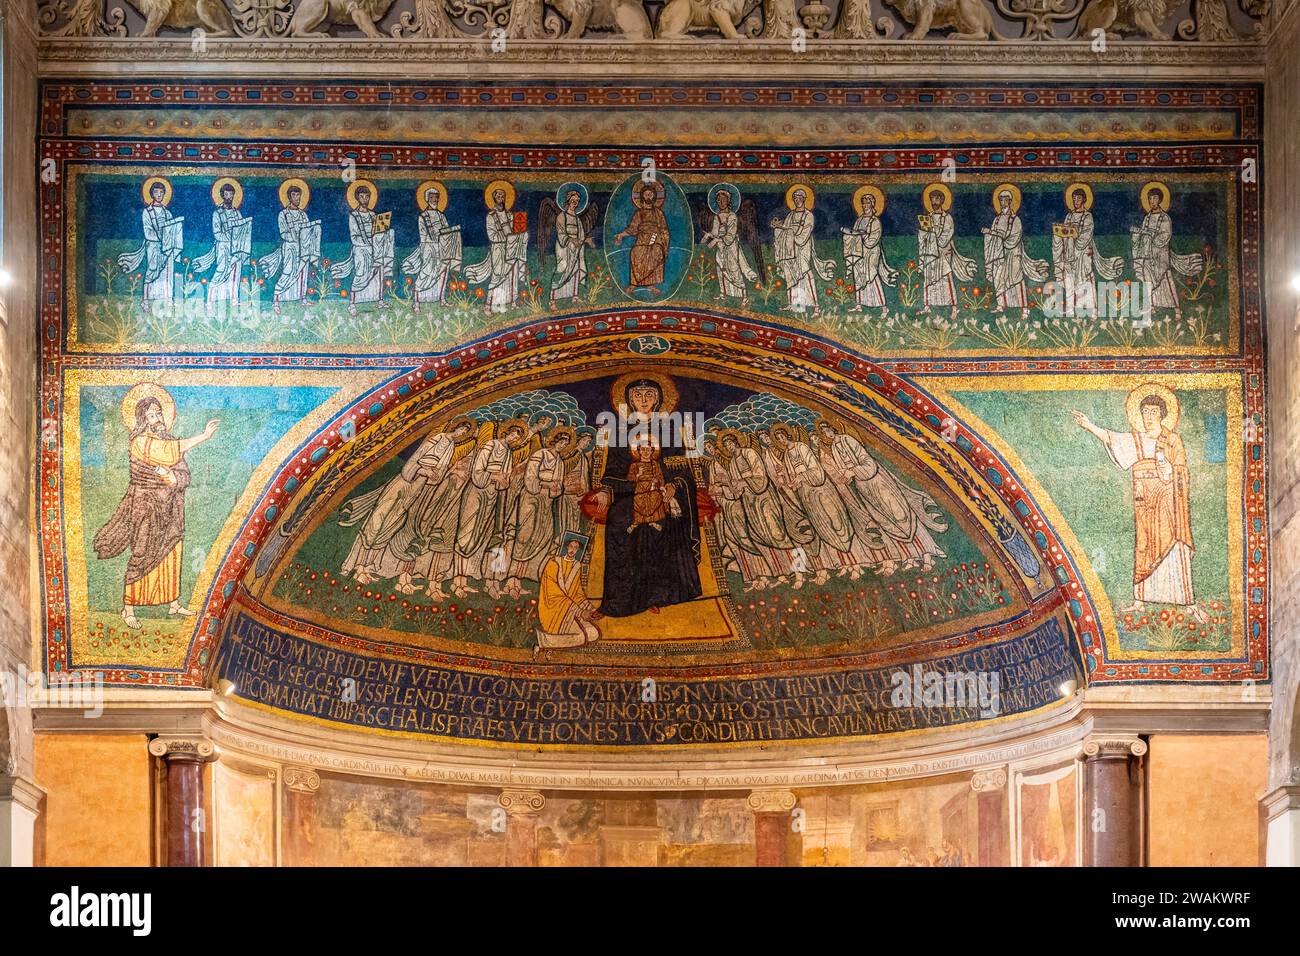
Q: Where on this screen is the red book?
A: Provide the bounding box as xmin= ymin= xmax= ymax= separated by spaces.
xmin=513 ymin=211 xmax=528 ymax=234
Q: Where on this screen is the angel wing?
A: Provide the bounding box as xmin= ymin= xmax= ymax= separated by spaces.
xmin=536 ymin=196 xmax=562 ymax=267
xmin=693 ymin=198 xmax=715 ymax=246
xmin=737 ymin=197 xmax=767 ymax=285
xmin=579 ymin=201 xmax=601 ymax=245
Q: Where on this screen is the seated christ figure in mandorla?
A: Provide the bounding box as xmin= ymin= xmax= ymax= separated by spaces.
xmin=1072 ymin=384 xmax=1208 ymax=625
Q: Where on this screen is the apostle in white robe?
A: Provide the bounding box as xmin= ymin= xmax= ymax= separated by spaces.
xmin=982 ymin=188 xmax=1048 ymax=317
xmin=262 ymin=183 xmax=318 ymax=311
xmin=770 ymin=188 xmax=835 ymax=315
xmin=1051 ymin=186 xmax=1123 ymax=318
xmin=465 ymin=189 xmax=527 ymax=313
xmin=118 ymin=180 xmax=182 ymax=313
xmin=332 ymin=184 xmax=393 ymax=313
xmin=918 ymin=189 xmax=975 ymax=315
xmin=550 ymin=190 xmax=594 ymax=304
xmin=704 ymin=188 xmax=757 ymax=307
xmin=401 ymin=186 xmax=459 ymax=312
xmin=1130 ymin=186 xmax=1202 ymax=319
xmin=842 ymin=192 xmax=896 ymax=313
xmin=190 ymin=182 xmax=251 ymax=310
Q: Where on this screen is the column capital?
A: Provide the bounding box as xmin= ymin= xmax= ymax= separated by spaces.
xmin=746 ymin=789 xmax=797 ymax=813
xmin=970 ymin=768 xmax=1008 ymax=792
xmin=1083 ymin=735 xmax=1147 ymax=759
xmin=147 ymin=735 xmax=216 ymax=763
xmin=498 ymin=789 xmax=546 ymax=815
xmin=0 ymin=774 xmax=45 ymax=813
xmin=283 ymin=767 xmax=321 ymax=794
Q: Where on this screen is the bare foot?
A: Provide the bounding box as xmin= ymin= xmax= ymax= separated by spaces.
xmin=168 ymin=602 xmax=195 ymax=618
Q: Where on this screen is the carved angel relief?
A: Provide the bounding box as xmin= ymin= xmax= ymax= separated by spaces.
xmin=35 ymin=0 xmax=1268 ymax=40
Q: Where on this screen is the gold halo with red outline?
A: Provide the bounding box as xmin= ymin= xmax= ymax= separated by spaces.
xmin=210 ymin=176 xmax=243 ymax=208
xmin=483 ymin=180 xmax=516 ymax=210
xmin=1140 ymin=180 xmax=1171 ymax=211
xmin=416 ymin=180 xmax=450 ymax=211
xmin=140 ymin=176 xmax=173 ymax=206
xmin=852 ymin=185 xmax=885 ymax=216
xmin=1125 ymin=382 xmax=1180 ymax=432
xmin=992 ymin=183 xmax=1022 ymax=215
xmin=120 ymin=383 xmax=176 ymax=431
xmin=922 ymin=182 xmax=953 ymax=211
xmin=278 ymin=178 xmax=310 ymax=209
xmin=346 ymin=179 xmax=379 ymax=210
xmin=610 ymin=370 xmax=679 ymax=417
xmin=784 ymin=183 xmax=815 ymax=210
xmin=1064 ymin=182 xmax=1094 ymax=210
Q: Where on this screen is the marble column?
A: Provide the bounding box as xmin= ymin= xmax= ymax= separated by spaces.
xmin=148 ymin=735 xmax=216 ymax=867
xmin=0 ymin=773 xmax=44 ymax=867
xmin=747 ymin=789 xmax=797 ymax=867
xmin=971 ymin=768 xmax=1008 ymax=866
xmin=498 ymin=789 xmax=546 ymax=867
xmin=282 ymin=767 xmax=320 ymax=866
xmin=1082 ymin=735 xmax=1147 ymax=867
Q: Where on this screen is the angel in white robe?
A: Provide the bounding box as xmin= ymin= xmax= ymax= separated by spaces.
xmin=701 ymin=187 xmax=760 ymax=307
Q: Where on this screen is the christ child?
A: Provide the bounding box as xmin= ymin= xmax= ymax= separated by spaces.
xmin=627 ymin=440 xmax=679 ymax=533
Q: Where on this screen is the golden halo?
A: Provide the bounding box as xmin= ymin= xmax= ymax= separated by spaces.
xmin=631 ymin=179 xmax=665 ymax=210
xmin=347 ymin=179 xmax=379 ymax=210
xmin=141 ymin=176 xmax=173 ymax=207
xmin=211 ymin=177 xmax=243 ymax=208
xmin=1140 ymin=180 xmax=1170 ymax=212
xmin=853 ymin=185 xmax=886 ymax=216
xmin=1064 ymin=182 xmax=1093 ymax=211
xmin=610 ymin=371 xmax=679 ymax=417
xmin=992 ymin=183 xmax=1021 ymax=215
xmin=416 ymin=179 xmax=450 ymax=212
xmin=1125 ymin=383 xmax=1180 ymax=433
xmin=548 ymin=424 xmax=578 ymax=448
xmin=120 ymin=383 xmax=176 ymax=431
xmin=279 ymin=178 xmax=310 ymax=209
xmin=922 ymin=182 xmax=953 ymax=212
xmin=785 ymin=183 xmax=815 ymax=210
xmin=484 ymin=180 xmax=516 ymax=210
xmin=715 ymin=428 xmax=747 ymax=450
xmin=498 ymin=417 xmax=530 ymax=443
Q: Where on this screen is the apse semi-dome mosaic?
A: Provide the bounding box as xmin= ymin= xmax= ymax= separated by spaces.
xmin=37 ymin=79 xmax=1267 ymax=749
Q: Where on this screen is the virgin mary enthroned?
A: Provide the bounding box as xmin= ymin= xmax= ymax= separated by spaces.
xmin=585 ymin=374 xmax=706 ymax=617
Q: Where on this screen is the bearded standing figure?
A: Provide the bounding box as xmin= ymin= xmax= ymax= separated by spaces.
xmin=92 ymin=396 xmax=219 ymax=630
